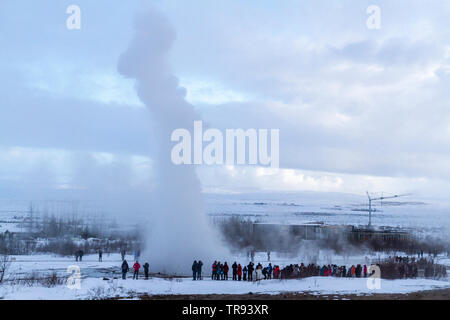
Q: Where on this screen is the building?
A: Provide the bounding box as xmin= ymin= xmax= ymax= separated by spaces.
xmin=251 ymin=222 xmax=412 ymax=252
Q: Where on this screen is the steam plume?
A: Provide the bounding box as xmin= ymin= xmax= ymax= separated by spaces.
xmin=118 ymin=10 xmax=227 ymax=273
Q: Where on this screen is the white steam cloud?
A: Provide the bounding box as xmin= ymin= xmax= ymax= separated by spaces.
xmin=118 ymin=9 xmax=228 ymax=274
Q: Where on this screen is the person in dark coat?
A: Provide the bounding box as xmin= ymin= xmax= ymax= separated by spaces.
xmin=217 ymin=262 xmax=222 ymax=280
xmin=243 ymin=266 xmax=248 ymax=281
xmin=219 ymin=263 xmax=224 ymax=280
xmin=356 ymin=264 xmax=362 ymax=278
xmin=232 ymin=262 xmax=238 ymax=280
xmin=143 ymin=262 xmax=150 ymax=280
xmin=267 ymin=263 xmax=273 ymax=279
xmin=262 ymin=267 xmax=267 ymax=280
xmin=121 ymin=260 xmax=129 ymax=279
xmin=98 ymin=249 xmax=103 ymax=262
xmin=79 ymin=250 xmax=84 ymax=261
xmin=224 ymin=262 xmax=229 ymax=280
xmin=192 ymin=260 xmax=198 ymax=280
xmin=247 ymin=262 xmax=254 ymax=281
xmin=197 ymin=260 xmax=203 ymax=280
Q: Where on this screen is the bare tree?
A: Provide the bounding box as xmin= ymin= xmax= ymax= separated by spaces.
xmin=0 ymin=253 xmax=11 ymax=283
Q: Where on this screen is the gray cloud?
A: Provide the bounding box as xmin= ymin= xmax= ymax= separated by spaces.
xmin=1 ymin=0 xmax=450 ymax=200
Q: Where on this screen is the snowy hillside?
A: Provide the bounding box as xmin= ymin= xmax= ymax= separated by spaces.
xmin=205 ymin=192 xmax=450 ymax=236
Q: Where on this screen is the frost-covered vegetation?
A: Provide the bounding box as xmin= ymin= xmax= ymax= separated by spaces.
xmin=0 ymin=204 xmax=143 ymax=256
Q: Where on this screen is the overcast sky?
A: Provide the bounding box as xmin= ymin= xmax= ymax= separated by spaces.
xmin=1 ymin=0 xmax=450 ymax=203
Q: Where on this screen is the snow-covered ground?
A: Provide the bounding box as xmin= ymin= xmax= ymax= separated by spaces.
xmin=1 ymin=192 xmax=449 ymax=300
xmin=6 ymin=253 xmax=122 ymax=280
xmin=1 ymin=275 xmax=449 ymax=300
xmin=1 ymin=253 xmax=449 ymax=300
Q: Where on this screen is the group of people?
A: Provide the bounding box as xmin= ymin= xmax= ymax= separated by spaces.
xmin=204 ymin=261 xmax=380 ymax=281
xmin=423 ymin=262 xmax=447 ymax=279
xmin=395 ymin=256 xmax=416 ymax=263
xmin=76 ymin=247 xmax=447 ymax=282
xmin=210 ymin=261 xmax=230 ymax=280
xmin=120 ymin=249 xmax=140 ymax=261
xmin=192 ymin=260 xmax=204 ymax=280
xmin=73 ymin=247 xmax=150 ymax=281
xmin=390 ymin=256 xmax=446 ymax=279
xmin=208 ymin=261 xmax=281 ymax=281
xmin=279 ymin=263 xmax=371 ymax=279
xmin=74 ymin=249 xmax=104 ymax=262
xmin=74 ymin=250 xmax=84 ymax=261
xmin=121 ymin=260 xmax=150 ymax=280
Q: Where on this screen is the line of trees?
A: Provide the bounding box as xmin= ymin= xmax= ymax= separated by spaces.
xmin=215 ymin=216 xmax=450 ymax=256
xmin=0 ymin=206 xmax=144 ymax=256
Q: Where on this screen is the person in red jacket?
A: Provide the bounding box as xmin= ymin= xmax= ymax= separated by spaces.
xmin=273 ymin=265 xmax=279 ymax=279
xmin=212 ymin=261 xmax=217 ymax=280
xmin=237 ymin=264 xmax=242 ymax=281
xmin=363 ymin=265 xmax=368 ymax=277
xmin=133 ymin=261 xmax=141 ymax=280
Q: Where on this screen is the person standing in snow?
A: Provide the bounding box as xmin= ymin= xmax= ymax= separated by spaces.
xmin=218 ymin=262 xmax=223 ymax=280
xmin=351 ymin=265 xmax=356 ymax=277
xmin=247 ymin=262 xmax=254 ymax=281
xmin=255 ymin=263 xmax=263 ymax=281
xmin=262 ymin=266 xmax=267 ymax=280
xmin=143 ymin=262 xmax=150 ymax=280
xmin=98 ymin=249 xmax=103 ymax=262
xmin=133 ymin=261 xmax=141 ymax=280
xmin=215 ymin=261 xmax=220 ymax=280
xmin=121 ymin=260 xmax=129 ymax=280
xmin=79 ymin=250 xmax=84 ymax=262
xmin=355 ymin=264 xmax=361 ymax=277
xmin=274 ymin=265 xmax=280 ymax=279
xmin=267 ymin=263 xmax=273 ymax=279
xmin=232 ymin=262 xmax=238 ymax=280
xmin=237 ymin=264 xmax=242 ymax=281
xmin=243 ymin=265 xmax=248 ymax=281
xmin=192 ymin=260 xmax=198 ymax=280
xmin=212 ymin=261 xmax=217 ymax=280
xmin=121 ymin=249 xmax=126 ymax=261
xmin=197 ymin=260 xmax=203 ymax=280
xmin=224 ymin=262 xmax=229 ymax=280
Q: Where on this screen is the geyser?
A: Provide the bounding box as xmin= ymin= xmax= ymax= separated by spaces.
xmin=118 ymin=10 xmax=228 ymax=274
